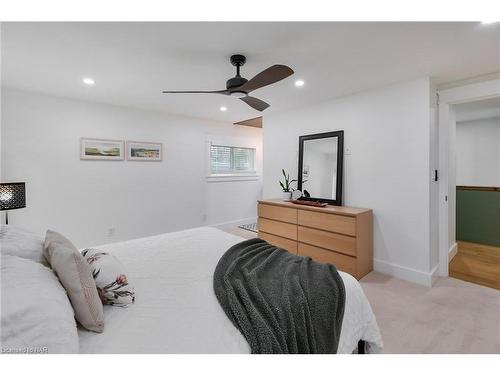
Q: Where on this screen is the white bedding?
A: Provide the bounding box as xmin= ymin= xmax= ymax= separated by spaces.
xmin=0 ymin=225 xmax=47 ymax=266
xmin=78 ymin=227 xmax=382 ymax=353
xmin=1 ymin=255 xmax=79 ymax=353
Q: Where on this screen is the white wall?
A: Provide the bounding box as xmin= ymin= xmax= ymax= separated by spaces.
xmin=456 ymin=117 xmax=500 ymax=186
xmin=1 ymin=89 xmax=262 ymax=247
xmin=263 ymin=78 xmax=434 ymax=285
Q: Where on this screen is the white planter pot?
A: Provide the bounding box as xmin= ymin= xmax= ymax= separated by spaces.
xmin=282 ymin=191 xmax=292 ymax=201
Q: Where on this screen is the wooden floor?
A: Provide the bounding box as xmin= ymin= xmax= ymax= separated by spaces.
xmin=449 ymin=241 xmax=500 ymax=290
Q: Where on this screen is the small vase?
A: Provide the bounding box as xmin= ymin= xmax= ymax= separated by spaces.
xmin=282 ymin=191 xmax=292 ymax=201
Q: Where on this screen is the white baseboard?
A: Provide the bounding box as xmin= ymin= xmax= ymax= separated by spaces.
xmin=448 ymin=242 xmax=458 ymax=262
xmin=373 ymin=258 xmax=437 ymax=287
xmin=211 ymin=217 xmax=257 ymax=229
xmin=429 ymin=265 xmax=439 ymax=286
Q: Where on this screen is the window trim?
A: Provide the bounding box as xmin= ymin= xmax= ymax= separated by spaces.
xmin=206 ymin=173 xmax=259 ymax=183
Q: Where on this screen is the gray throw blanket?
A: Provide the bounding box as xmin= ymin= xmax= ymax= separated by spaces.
xmin=213 ymin=238 xmax=345 ymax=354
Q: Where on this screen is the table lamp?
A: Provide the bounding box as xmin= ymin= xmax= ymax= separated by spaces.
xmin=0 ymin=182 xmax=26 ymax=225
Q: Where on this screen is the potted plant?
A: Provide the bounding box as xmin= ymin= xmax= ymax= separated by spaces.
xmin=279 ymin=169 xmax=297 ymax=201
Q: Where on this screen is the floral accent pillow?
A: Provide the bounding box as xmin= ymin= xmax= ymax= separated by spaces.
xmin=81 ymin=248 xmax=135 ymax=307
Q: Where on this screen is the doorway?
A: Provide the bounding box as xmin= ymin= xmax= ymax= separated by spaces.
xmin=437 ymin=79 xmax=500 ymax=287
xmin=449 ymin=98 xmax=500 ymax=289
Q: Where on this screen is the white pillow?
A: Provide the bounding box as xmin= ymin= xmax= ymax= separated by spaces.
xmin=0 ymin=255 xmax=79 ymax=353
xmin=0 ymin=225 xmax=48 ymax=266
xmin=81 ymin=248 xmax=135 ymax=307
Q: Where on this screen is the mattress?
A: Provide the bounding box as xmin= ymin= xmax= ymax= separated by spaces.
xmin=78 ymin=227 xmax=382 ymax=353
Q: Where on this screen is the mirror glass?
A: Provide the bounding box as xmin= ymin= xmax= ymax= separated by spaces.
xmin=302 ymin=137 xmax=338 ymax=200
xmin=298 ymin=131 xmax=343 ymax=205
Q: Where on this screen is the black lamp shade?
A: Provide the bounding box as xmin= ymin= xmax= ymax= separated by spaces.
xmin=0 ymin=182 xmax=26 ymax=211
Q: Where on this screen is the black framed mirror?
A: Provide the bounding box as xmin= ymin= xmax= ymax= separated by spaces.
xmin=297 ymin=130 xmax=344 ymax=206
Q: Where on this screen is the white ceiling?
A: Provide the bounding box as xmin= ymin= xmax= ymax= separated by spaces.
xmin=455 ymin=97 xmax=500 ymax=122
xmin=2 ymin=22 xmax=500 ymax=122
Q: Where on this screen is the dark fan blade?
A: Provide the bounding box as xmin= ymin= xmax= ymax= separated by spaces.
xmin=162 ymin=89 xmax=230 ymax=95
xmin=238 ymin=65 xmax=294 ymax=93
xmin=240 ymin=96 xmax=270 ymax=111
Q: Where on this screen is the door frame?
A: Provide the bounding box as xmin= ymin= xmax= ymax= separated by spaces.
xmin=437 ymin=79 xmax=500 ymax=276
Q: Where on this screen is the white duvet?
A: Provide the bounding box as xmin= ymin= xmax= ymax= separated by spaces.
xmin=1 ymin=255 xmax=79 ymax=353
xmin=78 ymin=227 xmax=382 ymax=354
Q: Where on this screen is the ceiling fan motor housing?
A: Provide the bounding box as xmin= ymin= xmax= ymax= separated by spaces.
xmin=227 ymin=54 xmax=248 ymax=90
xmin=226 ymin=76 xmax=248 ymax=90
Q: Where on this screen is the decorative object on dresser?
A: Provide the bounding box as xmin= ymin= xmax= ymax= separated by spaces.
xmin=297 ymin=130 xmax=344 ymax=206
xmin=278 ymin=169 xmax=297 ymax=201
xmin=291 ymin=189 xmax=303 ymax=200
xmin=80 ymin=138 xmax=125 ymax=160
xmin=0 ymin=182 xmax=26 ymax=225
xmin=257 ymin=199 xmax=373 ymax=280
xmin=291 ymin=199 xmax=328 ymax=207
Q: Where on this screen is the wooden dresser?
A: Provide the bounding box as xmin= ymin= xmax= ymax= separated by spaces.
xmin=257 ymin=199 xmax=373 ymax=280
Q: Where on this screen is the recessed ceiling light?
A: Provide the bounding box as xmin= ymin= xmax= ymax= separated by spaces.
xmin=82 ymin=77 xmax=95 ymax=86
xmin=295 ymin=80 xmax=305 ymax=87
xmin=220 ymin=106 xmax=227 ymax=112
xmin=481 ymin=21 xmax=497 ymax=25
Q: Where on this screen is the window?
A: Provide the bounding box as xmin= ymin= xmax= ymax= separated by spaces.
xmin=210 ymin=145 xmax=256 ymax=175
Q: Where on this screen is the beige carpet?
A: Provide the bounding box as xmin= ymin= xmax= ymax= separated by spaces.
xmin=360 ymin=272 xmax=500 ymax=353
xmin=215 ymin=226 xmax=500 ymax=353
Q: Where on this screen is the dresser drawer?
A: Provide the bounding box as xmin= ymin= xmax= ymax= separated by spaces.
xmin=258 ymin=217 xmax=297 ymax=240
xmin=298 ymin=226 xmax=356 ymax=256
xmin=258 ymin=203 xmax=297 ymax=224
xmin=259 ymin=232 xmax=298 ymax=254
xmin=298 ymin=210 xmax=356 ymax=236
xmin=298 ymin=243 xmax=356 ymax=276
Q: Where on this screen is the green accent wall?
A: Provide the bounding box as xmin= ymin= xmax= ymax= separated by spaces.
xmin=456 ymin=189 xmax=500 ymax=247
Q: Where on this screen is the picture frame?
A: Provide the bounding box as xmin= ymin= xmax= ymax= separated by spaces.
xmin=80 ymin=138 xmax=125 ymax=160
xmin=127 ymin=141 xmax=162 ymax=161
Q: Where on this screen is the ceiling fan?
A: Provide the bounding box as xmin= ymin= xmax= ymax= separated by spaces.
xmin=162 ymin=54 xmax=294 ymax=112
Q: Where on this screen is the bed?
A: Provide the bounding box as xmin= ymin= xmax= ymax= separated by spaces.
xmin=77 ymin=227 xmax=383 ymax=353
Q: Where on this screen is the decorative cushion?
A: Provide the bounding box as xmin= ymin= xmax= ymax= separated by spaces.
xmin=81 ymin=248 xmax=135 ymax=307
xmin=0 ymin=225 xmax=48 ymax=266
xmin=43 ymin=230 xmax=104 ymax=333
xmin=1 ymin=255 xmax=79 ymax=353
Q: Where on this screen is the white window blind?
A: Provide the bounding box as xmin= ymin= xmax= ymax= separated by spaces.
xmin=210 ymin=145 xmax=256 ymax=174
